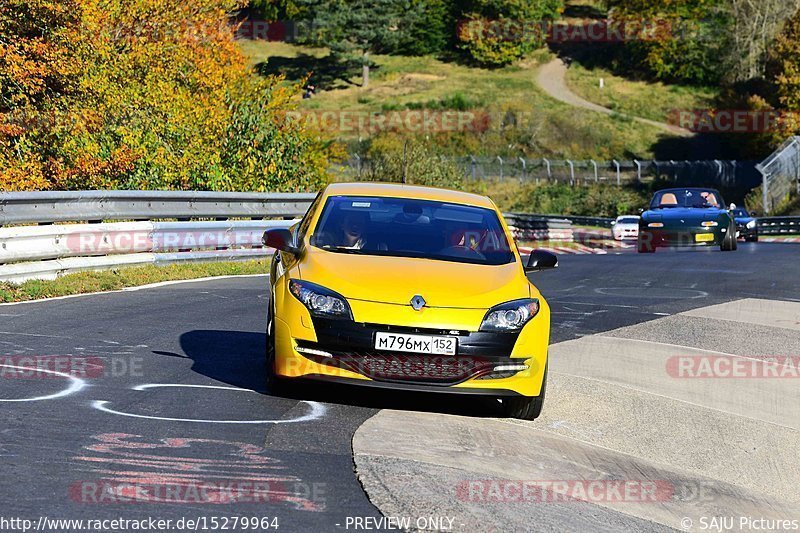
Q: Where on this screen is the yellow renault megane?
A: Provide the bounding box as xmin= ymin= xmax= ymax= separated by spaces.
xmin=263 ymin=183 xmax=557 ymax=420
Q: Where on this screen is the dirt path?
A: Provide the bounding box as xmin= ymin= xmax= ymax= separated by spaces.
xmin=536 ymin=58 xmax=694 ymax=137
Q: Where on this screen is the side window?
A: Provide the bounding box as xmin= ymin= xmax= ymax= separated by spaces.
xmin=296 ymin=193 xmax=322 ymax=242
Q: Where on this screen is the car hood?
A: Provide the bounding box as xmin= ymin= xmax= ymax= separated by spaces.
xmin=299 ymin=248 xmax=531 ymax=309
xmin=644 ymin=207 xmax=728 ymax=224
xmin=734 ymin=217 xmax=754 ymax=224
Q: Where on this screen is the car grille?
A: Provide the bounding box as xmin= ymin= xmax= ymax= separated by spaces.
xmin=296 ymin=343 xmax=496 ymax=385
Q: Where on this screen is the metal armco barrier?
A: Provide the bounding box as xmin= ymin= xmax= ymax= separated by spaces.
xmin=3 ymin=191 xmax=794 ymax=283
xmin=0 ymin=190 xmax=316 ymax=225
xmin=758 ymin=217 xmax=800 ymax=235
xmin=504 ymin=214 xmax=574 ymax=242
xmin=0 ymin=191 xmax=315 ymax=283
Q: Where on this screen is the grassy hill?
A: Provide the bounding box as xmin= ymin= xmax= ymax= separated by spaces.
xmin=241 ymin=41 xmax=677 ymax=161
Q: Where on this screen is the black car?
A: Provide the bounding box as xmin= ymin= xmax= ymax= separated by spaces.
xmin=731 ymin=207 xmax=759 ymax=242
xmin=638 ymin=188 xmax=738 ymax=253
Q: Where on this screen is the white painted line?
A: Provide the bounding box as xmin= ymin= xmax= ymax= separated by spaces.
xmin=0 ymin=364 xmax=86 ymax=402
xmin=0 ymin=274 xmax=269 ymax=307
xmin=92 ymin=383 xmax=326 ymax=424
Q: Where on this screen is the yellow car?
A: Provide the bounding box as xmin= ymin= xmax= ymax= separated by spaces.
xmin=263 ymin=183 xmax=557 ymax=420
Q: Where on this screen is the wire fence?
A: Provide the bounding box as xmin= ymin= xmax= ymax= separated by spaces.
xmin=757 ymin=136 xmax=800 ymax=214
xmin=333 ymin=156 xmax=761 ymax=189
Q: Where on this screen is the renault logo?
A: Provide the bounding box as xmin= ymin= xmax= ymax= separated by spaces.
xmin=410 ymin=295 xmax=426 ymax=311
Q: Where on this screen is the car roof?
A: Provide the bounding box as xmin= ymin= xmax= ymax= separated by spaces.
xmin=321 ymin=182 xmax=496 ymax=209
xmin=655 ymin=187 xmax=721 ymax=194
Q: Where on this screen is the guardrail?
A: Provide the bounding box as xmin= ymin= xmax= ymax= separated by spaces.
xmin=504 ymin=214 xmax=574 ymax=242
xmin=757 ymin=217 xmax=800 ymax=235
xmin=0 ymin=191 xmax=316 ymax=283
xmin=4 ymin=190 xmax=794 ymax=284
xmin=0 ymin=190 xmax=316 ymax=225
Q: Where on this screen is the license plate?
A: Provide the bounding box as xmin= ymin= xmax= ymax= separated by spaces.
xmin=374 ymin=332 xmax=457 ymax=355
xmin=695 ymin=233 xmax=715 ymax=243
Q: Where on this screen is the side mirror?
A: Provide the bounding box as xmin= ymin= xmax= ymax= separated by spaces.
xmin=638 ymin=208 xmax=645 ymax=214
xmin=263 ymin=228 xmax=300 ymax=255
xmin=525 ymin=250 xmax=558 ymax=273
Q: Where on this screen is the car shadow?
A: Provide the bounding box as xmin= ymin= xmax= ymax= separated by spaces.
xmin=164 ymin=330 xmax=506 ymax=418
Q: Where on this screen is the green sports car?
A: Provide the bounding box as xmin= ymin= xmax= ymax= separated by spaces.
xmin=638 ymin=188 xmax=738 ymax=253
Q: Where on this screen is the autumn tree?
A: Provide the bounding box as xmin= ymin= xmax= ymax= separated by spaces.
xmin=1 ymin=0 xmax=337 ymax=192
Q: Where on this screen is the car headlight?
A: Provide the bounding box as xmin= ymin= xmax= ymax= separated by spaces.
xmin=480 ymin=299 xmax=540 ymax=332
xmin=289 ymin=279 xmax=352 ymax=320
xmin=701 ymin=221 xmax=719 ymax=227
xmin=747 ymin=220 xmax=757 ymax=229
xmin=647 ymin=222 xmax=664 ymax=228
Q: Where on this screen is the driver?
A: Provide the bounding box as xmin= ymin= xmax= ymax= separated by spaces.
xmin=339 ymin=211 xmax=368 ymax=249
xmin=333 ymin=211 xmax=387 ymax=251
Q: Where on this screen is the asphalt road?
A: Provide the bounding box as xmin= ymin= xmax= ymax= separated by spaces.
xmin=1 ymin=242 xmax=798 ymax=532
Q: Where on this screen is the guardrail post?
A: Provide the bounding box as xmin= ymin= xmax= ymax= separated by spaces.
xmin=497 ymin=156 xmax=504 ymax=180
xmin=519 ymin=157 xmax=527 ymax=182
xmin=757 ymin=164 xmax=769 ymax=215
xmin=591 ymin=160 xmax=598 ymax=182
xmin=354 ymin=154 xmax=362 ymax=178
xmin=543 ymin=158 xmax=551 ymax=183
xmin=634 ymin=160 xmax=642 ymax=182
xmin=567 ymin=160 xmax=575 ymax=186
xmin=669 ymin=160 xmax=677 ymax=181
xmin=613 ymin=160 xmax=621 ymax=185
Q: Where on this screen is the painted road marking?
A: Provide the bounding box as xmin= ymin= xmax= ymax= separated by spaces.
xmin=92 ymin=383 xmax=327 ymax=424
xmin=0 ymin=363 xmax=86 ymax=402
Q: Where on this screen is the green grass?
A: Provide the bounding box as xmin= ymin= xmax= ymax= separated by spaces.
xmin=565 ymin=63 xmax=719 ymax=124
xmin=0 ymin=261 xmax=269 ymax=303
xmin=242 ymin=41 xmax=677 ymax=160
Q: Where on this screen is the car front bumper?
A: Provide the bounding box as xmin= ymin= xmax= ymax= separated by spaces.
xmin=639 ymin=228 xmax=724 ymax=248
xmin=272 ymin=293 xmax=549 ymax=398
xmin=736 ymin=226 xmax=758 ymax=239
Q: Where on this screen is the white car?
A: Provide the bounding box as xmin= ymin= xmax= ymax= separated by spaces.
xmin=611 ymin=216 xmax=640 ymax=241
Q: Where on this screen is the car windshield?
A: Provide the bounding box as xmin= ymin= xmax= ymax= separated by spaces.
xmin=618 ymin=217 xmax=639 ymax=224
xmin=650 ymin=189 xmax=723 ymax=209
xmin=310 ymin=196 xmax=516 ymax=266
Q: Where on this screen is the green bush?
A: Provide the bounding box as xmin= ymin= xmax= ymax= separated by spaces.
xmin=457 ymin=0 xmax=564 ymax=66
xmin=509 ymin=182 xmax=649 ymax=217
xmin=363 ymin=134 xmax=464 ymax=189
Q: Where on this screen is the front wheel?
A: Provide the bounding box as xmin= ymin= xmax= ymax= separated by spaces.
xmin=501 ymin=364 xmax=547 ymax=420
xmin=720 ymin=225 xmax=738 ymax=252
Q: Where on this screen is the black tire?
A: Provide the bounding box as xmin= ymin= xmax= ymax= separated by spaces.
xmin=720 ymin=224 xmax=738 ymax=252
xmin=501 ymin=364 xmax=547 ymax=421
xmin=746 ymin=235 xmax=759 ymax=243
xmin=266 ymin=306 xmax=286 ymax=395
